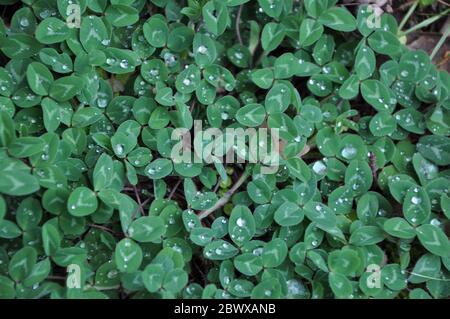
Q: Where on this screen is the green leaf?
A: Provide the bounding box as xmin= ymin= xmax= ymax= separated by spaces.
xmin=251 ymin=68 xmax=274 ymax=89
xmin=304 ymin=202 xmax=338 ymax=233
xmin=416 ymin=224 xmax=450 ymax=257
xmin=251 ymin=278 xmax=282 ymax=299
xmin=368 ymin=30 xmax=402 ymax=57
xmin=41 ymin=98 xmax=61 ymax=132
xmin=23 ymin=258 xmax=51 ymax=287
xmin=349 ymin=226 xmax=384 ymax=246
xmin=0 ymin=111 xmax=15 ymax=147
xmin=9 ymin=137 xmax=45 ymax=158
xmin=228 ymin=206 xmax=255 ymax=247
xmin=0 ymin=171 xmax=40 ymax=196
xmin=204 ymin=240 xmax=238 ymax=260
xmin=0 ymin=276 xmax=15 ymax=299
xmin=67 ymin=187 xmax=98 ymax=217
xmin=111 ymin=131 xmax=137 ymax=158
xmin=9 ymin=246 xmax=37 ymax=282
xmin=398 ymin=50 xmax=430 ymax=82
xmin=318 ymin=7 xmax=357 ymax=32
xmin=369 ymin=111 xmax=397 ymax=136
xmin=287 ymin=158 xmax=312 ymax=182
xmin=35 ymin=18 xmax=70 ymax=44
xmin=105 ymin=5 xmax=139 ymax=27
xmin=93 ymin=153 xmax=114 ymax=191
xmin=163 ymin=268 xmax=188 ymax=293
xmin=355 ymin=45 xmax=375 ymax=80
xmin=299 ymin=18 xmax=324 ymax=47
xmin=142 ymin=264 xmax=165 ymax=292
xmin=0 ymin=220 xmax=22 ymax=239
xmin=381 ymin=264 xmax=407 ymax=291
xmin=115 ymin=238 xmax=143 ymax=273
xmin=417 ymin=136 xmax=450 ymax=166
xmin=258 ymin=0 xmax=283 ymax=18
xmin=361 ymin=80 xmax=397 ymax=113
xmin=193 ymin=33 xmax=217 ymax=67
xmin=329 ymin=272 xmax=353 ymax=298
xmin=129 ymin=216 xmax=166 ymax=243
xmin=26 ymin=62 xmax=53 ymax=95
xmin=344 ymin=160 xmax=373 ymax=195
xmin=80 ymin=16 xmax=109 ymax=52
xmin=262 ymin=238 xmax=287 ymax=268
xmin=145 ymin=158 xmax=173 ymax=179
xmin=383 ymin=217 xmax=416 ymax=239
xmin=328 ymin=249 xmax=360 ymax=276
xmin=42 ymin=222 xmax=61 ymax=256
xmin=403 ymin=186 xmax=431 ymax=226
xmin=176 ymin=64 xmax=201 ymax=94
xmin=234 ymin=253 xmax=263 ymax=276
xmin=49 ymin=76 xmax=84 ymax=102
xmin=274 ymin=202 xmax=304 ymax=226
xmin=143 ymin=16 xmax=168 ymax=48
xmin=261 ymin=22 xmax=285 ymax=52
xmin=265 ymin=83 xmax=291 ymax=114
xmin=1 ymin=34 xmax=42 ymax=59
xmin=202 ymin=0 xmax=228 ymax=36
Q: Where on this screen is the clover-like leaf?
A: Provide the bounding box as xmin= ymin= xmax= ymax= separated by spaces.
xmin=35 ymin=17 xmax=70 ymax=44
xmin=228 ymin=206 xmax=255 ymax=247
xmin=115 ymin=238 xmax=143 ymax=273
xmin=67 ymin=187 xmax=98 ymax=217
xmin=129 ymin=216 xmax=166 ymax=243
xmin=416 ymin=224 xmax=450 ymax=258
xmin=319 ymin=7 xmax=357 ymax=32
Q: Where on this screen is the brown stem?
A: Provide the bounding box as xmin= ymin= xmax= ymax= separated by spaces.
xmin=133 ymin=185 xmax=145 ymax=216
xmin=168 ymin=179 xmax=182 ymax=200
xmin=197 ymin=168 xmax=250 ymax=220
xmin=89 ymin=224 xmax=119 ymax=235
xmin=190 ymin=100 xmax=196 ymax=112
xmin=140 ymin=197 xmax=151 ymax=209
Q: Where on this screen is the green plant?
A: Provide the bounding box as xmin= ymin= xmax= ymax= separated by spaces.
xmin=0 ymin=0 xmax=449 ymax=300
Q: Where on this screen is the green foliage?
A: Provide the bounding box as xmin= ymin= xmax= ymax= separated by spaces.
xmin=0 ymin=0 xmax=448 ymax=300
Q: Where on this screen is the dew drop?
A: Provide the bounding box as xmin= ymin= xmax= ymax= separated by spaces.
xmin=341 ymin=145 xmax=357 ymax=159
xmin=115 ymin=144 xmax=124 ymax=155
xmin=119 ymin=60 xmax=129 ymax=68
xmin=197 ymin=45 xmax=208 ymax=54
xmin=411 ymin=196 xmax=421 ymax=205
xmin=20 ymin=18 xmax=29 ymax=27
xmin=312 ymin=161 xmax=326 ymax=175
xmin=236 ymin=217 xmax=246 ymax=227
xmin=97 ymin=98 xmax=108 ymax=108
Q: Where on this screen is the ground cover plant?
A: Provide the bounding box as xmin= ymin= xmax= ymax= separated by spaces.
xmin=0 ymin=0 xmax=449 ymax=299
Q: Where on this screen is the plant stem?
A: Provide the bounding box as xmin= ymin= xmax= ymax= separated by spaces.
xmin=235 ymin=4 xmax=244 ymax=45
xmin=89 ymin=224 xmax=119 ymax=235
xmin=399 ymin=0 xmax=419 ymax=32
xmin=213 ymin=178 xmax=221 ymax=193
xmin=431 ymin=23 xmax=450 ymax=59
xmin=198 ymin=168 xmax=250 ymax=220
xmin=403 ymin=8 xmax=450 ymax=35
xmin=168 ymin=179 xmax=182 ymax=200
xmin=133 ymin=185 xmax=145 ymax=216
